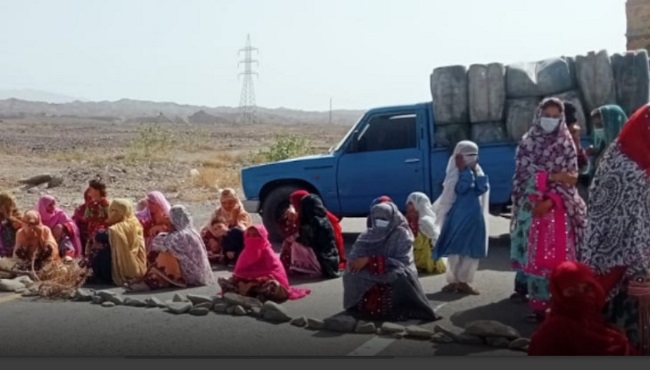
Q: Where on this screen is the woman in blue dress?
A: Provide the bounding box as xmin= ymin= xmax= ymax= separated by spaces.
xmin=432 ymin=140 xmax=490 ymax=295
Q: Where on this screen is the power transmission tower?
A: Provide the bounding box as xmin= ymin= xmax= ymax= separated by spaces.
xmin=238 ymin=34 xmax=258 ymax=124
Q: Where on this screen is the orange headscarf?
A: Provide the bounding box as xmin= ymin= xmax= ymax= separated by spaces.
xmin=14 ymin=210 xmax=60 ymax=262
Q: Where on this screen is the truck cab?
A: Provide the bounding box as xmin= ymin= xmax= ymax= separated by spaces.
xmin=241 ymin=101 xmax=526 ymax=241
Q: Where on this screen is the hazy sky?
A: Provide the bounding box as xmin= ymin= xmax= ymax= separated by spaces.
xmin=0 ymin=0 xmax=628 ymax=111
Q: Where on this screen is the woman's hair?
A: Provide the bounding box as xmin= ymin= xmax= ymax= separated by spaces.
xmin=564 ymin=101 xmax=577 ymax=124
xmin=541 ymin=99 xmax=564 ymax=113
xmin=88 ymin=179 xmax=107 ymax=198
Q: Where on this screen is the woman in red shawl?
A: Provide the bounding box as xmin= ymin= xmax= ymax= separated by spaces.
xmin=72 ymin=189 xmax=91 ymax=250
xmin=82 ymin=179 xmax=110 ymax=257
xmin=528 ymin=261 xmax=635 ymax=356
xmin=218 ymin=224 xmax=310 ymax=302
xmin=279 ymin=190 xmax=346 ymax=271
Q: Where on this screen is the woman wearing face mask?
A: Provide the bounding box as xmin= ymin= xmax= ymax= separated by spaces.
xmin=431 ymin=141 xmax=490 ymax=295
xmin=586 ymin=105 xmax=628 ymax=176
xmin=509 ymin=97 xmax=587 ymax=323
xmin=343 ymin=201 xmax=439 ymax=322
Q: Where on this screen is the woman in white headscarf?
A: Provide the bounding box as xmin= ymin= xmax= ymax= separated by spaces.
xmin=432 ymin=140 xmax=490 ymax=295
xmin=406 ymin=192 xmax=446 ymax=275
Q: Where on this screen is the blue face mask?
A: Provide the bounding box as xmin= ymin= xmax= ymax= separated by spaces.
xmin=593 ymin=128 xmax=605 ymax=149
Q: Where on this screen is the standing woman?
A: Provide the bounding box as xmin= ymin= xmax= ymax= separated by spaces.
xmin=509 ymin=97 xmax=587 ymax=322
xmin=587 ymin=105 xmax=628 ymax=176
xmin=579 ymin=104 xmax=650 ymax=354
xmin=405 ymin=192 xmax=446 ymax=275
xmin=432 ymin=141 xmax=489 ymax=294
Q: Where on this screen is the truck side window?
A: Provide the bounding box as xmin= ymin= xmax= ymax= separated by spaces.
xmin=354 ymin=114 xmax=417 ymax=152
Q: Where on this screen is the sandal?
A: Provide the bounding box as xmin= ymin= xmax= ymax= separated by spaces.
xmin=441 ymin=283 xmax=457 ymax=293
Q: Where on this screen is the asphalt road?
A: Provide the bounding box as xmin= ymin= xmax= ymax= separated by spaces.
xmin=0 ymin=214 xmax=534 ymax=357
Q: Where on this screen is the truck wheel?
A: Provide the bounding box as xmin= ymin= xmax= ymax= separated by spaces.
xmin=261 ymin=185 xmax=299 ymax=243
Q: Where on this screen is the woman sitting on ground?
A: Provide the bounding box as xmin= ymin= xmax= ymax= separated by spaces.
xmin=0 ymin=192 xmax=22 ymax=258
xmin=36 ymin=194 xmax=82 ymax=261
xmin=13 ymin=211 xmax=60 ymax=271
xmin=366 ymin=196 xmax=392 ymax=228
xmin=406 ymin=192 xmax=446 ymax=275
xmin=72 ymin=189 xmax=91 ymax=250
xmin=89 ymin=199 xmax=146 ymax=286
xmin=80 ymin=179 xmax=110 ymax=255
xmin=285 ymin=194 xmax=341 ymax=279
xmin=126 ymin=205 xmax=214 ymax=291
xmin=528 ymin=261 xmax=636 ymax=356
xmin=218 ymin=224 xmax=310 ymax=302
xmin=280 ymin=190 xmax=346 ymax=271
xmin=343 ymin=201 xmax=439 ymax=322
xmin=201 ymin=188 xmax=252 ymax=266
xmin=138 ymin=191 xmax=173 ymax=253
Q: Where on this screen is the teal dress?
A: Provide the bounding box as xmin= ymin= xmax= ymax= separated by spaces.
xmin=510 ymin=176 xmax=535 ymax=296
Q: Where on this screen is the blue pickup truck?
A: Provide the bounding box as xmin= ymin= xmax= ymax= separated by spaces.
xmin=239 ymin=101 xmax=536 ymax=241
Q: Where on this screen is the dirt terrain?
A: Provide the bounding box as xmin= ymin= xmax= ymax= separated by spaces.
xmin=0 ymin=117 xmax=350 ymax=219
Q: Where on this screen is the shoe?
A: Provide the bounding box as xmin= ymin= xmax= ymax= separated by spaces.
xmin=457 ymin=283 xmax=480 ymax=295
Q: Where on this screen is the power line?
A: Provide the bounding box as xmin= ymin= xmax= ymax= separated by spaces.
xmin=238 ymin=34 xmax=258 ymax=124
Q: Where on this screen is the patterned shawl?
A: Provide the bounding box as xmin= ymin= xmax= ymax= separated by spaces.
xmin=511 ymin=97 xmax=587 ymax=247
xmin=151 ymin=205 xmax=214 ymax=286
xmin=579 ymin=105 xmax=650 ymax=299
xmin=343 ymin=202 xmax=417 ymax=309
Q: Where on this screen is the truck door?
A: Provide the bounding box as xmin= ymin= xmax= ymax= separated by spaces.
xmin=336 ymin=111 xmax=426 ymax=214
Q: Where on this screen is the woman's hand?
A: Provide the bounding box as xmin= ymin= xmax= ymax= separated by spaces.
xmin=347 ymin=257 xmax=370 ymax=273
xmin=455 ymin=154 xmax=466 ymax=170
xmin=532 ymin=199 xmax=554 ymax=217
xmin=550 ymin=171 xmax=578 ymax=187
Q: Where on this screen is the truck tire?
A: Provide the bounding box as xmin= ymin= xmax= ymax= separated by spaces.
xmin=261 ymin=185 xmax=300 ymax=243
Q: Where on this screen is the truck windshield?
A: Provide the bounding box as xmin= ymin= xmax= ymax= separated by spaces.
xmin=330 ymin=113 xmax=364 ymax=153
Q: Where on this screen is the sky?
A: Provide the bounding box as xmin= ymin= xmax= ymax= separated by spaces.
xmin=0 ymin=0 xmax=629 ymax=111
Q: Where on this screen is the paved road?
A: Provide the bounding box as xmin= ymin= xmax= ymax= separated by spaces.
xmin=0 ymin=215 xmax=534 ymax=357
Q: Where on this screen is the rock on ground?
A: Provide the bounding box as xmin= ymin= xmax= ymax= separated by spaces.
xmin=91 ymin=296 xmax=104 ymax=304
xmin=226 ymin=306 xmax=236 ymax=314
xmin=380 ymin=322 xmax=405 ymax=335
xmin=193 ymin=302 xmax=214 ymax=310
xmin=172 ymin=293 xmax=188 ymax=302
xmin=485 ymin=336 xmax=511 ymax=348
xmin=306 ymin=318 xmax=325 ymax=330
xmin=464 ymin=320 xmax=520 ymax=339
xmin=509 ymin=337 xmax=531 ymax=351
xmin=124 ymin=298 xmax=146 ymax=307
xmin=223 ymin=292 xmax=263 ymax=309
xmin=101 ymin=301 xmax=116 ymax=308
xmin=186 ymin=294 xmax=213 ymax=306
xmin=0 ymin=278 xmax=26 ymax=292
xmin=167 ymin=302 xmax=193 ymax=314
xmin=405 ymin=326 xmax=433 ymax=340
xmin=189 ymin=307 xmax=210 ymax=316
xmin=260 ymin=301 xmax=291 ymax=323
xmin=233 ymin=305 xmax=247 ymax=316
xmin=145 ymin=297 xmax=165 ymax=308
xmin=354 ymin=321 xmax=376 ymax=334
xmin=213 ymin=303 xmax=228 ymax=314
xmin=431 ymin=332 xmax=455 ymax=344
xmin=74 ymin=289 xmax=94 ymax=302
xmin=324 ymin=315 xmax=357 ymax=333
xmin=433 ymin=324 xmax=460 ymax=342
xmin=291 ymin=317 xmax=307 ymax=327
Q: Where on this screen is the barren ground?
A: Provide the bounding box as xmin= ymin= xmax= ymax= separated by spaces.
xmin=0 ymin=117 xmax=350 ymax=217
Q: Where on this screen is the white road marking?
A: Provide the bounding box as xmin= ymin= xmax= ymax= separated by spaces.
xmin=346 ymin=303 xmax=447 ymax=357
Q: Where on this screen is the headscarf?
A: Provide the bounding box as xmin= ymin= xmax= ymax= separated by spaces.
xmin=528 ymin=261 xmax=634 ymax=356
xmin=0 ymin=193 xmax=20 ymax=222
xmin=291 ymin=189 xmax=346 ymax=268
xmin=14 ymin=210 xmax=59 ymax=261
xmin=151 ymin=205 xmax=214 ymax=286
xmin=72 ymin=189 xmax=91 ymax=224
xmin=432 ymin=141 xmax=490 ymax=247
xmin=591 ymin=105 xmax=628 ymax=151
xmin=343 ymin=202 xmax=418 ymax=309
xmin=579 ymin=104 xmax=650 ymax=299
xmin=233 ymin=224 xmax=310 ymax=300
xmin=511 ymin=98 xmax=587 ymax=247
xmin=139 ymin=191 xmax=172 ymax=223
xmin=365 ymin=196 xmax=392 ymax=228
xmin=406 ymin=192 xmax=439 ymax=240
xmin=36 ymin=194 xmax=82 ymax=256
xmin=204 ymin=188 xmax=252 ymax=230
xmin=107 ymin=199 xmax=147 ymax=286
xmin=618 ymin=104 xmax=650 ymax=176
xmin=298 ymin=194 xmax=341 ymax=278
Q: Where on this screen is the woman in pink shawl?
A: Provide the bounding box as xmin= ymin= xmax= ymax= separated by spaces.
xmin=509 ymin=97 xmax=587 ymax=323
xmin=137 ymin=191 xmax=173 ymax=252
xmin=36 ymin=194 xmax=82 ymax=260
xmin=218 ymin=224 xmax=310 ymax=302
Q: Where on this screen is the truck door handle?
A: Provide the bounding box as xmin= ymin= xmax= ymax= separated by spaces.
xmin=405 ymin=158 xmax=420 ymax=163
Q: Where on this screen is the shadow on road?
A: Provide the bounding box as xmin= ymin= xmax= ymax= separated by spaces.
xmin=449 ymin=298 xmax=537 ymax=338
xmin=426 ymin=291 xmax=466 ymax=303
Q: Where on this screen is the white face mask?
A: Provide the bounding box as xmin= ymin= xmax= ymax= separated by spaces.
xmin=540 ymin=117 xmax=560 ymax=133
xmin=374 ymin=219 xmax=390 ymax=228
